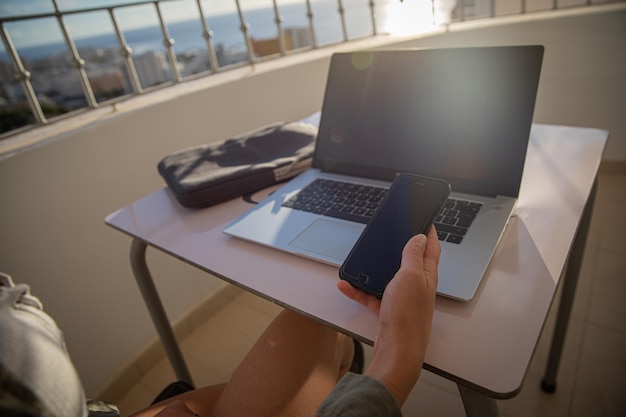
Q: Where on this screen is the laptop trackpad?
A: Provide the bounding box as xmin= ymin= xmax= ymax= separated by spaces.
xmin=289 ymin=218 xmax=363 ymax=262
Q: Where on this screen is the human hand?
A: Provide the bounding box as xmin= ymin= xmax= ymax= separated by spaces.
xmin=337 ymin=226 xmax=440 ymax=405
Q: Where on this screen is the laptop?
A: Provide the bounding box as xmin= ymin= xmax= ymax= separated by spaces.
xmin=224 ymin=45 xmax=544 ymax=301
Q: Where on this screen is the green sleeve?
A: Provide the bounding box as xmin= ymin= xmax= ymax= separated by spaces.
xmin=316 ymin=372 xmax=403 ymax=417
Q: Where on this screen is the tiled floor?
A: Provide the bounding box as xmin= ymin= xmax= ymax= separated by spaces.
xmin=116 ymin=170 xmax=626 ymax=416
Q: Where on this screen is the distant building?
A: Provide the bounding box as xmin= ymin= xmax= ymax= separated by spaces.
xmin=88 ymin=68 xmax=125 ymax=98
xmin=285 ymin=27 xmax=313 ymax=50
xmin=133 ymin=50 xmax=171 ymax=88
xmin=251 ymin=27 xmax=313 ymax=57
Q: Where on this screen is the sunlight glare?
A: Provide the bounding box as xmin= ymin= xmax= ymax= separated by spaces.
xmin=380 ymin=0 xmax=436 ymax=36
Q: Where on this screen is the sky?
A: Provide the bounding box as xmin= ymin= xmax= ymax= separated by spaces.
xmin=0 ymin=0 xmax=302 ymax=48
xmin=0 ymin=0 xmax=276 ymax=17
xmin=0 ymin=0 xmax=441 ymax=50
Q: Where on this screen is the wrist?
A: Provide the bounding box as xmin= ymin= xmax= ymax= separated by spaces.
xmin=365 ymin=356 xmax=422 ymax=406
xmin=365 ymin=332 xmax=424 ymax=406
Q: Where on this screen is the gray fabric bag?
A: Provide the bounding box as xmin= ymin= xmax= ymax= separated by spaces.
xmin=158 ymin=121 xmax=318 ymax=208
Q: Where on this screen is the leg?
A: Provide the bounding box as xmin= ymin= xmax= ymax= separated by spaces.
xmin=541 ymin=181 xmax=597 ymax=393
xmin=129 ymin=384 xmax=227 ymax=417
xmin=458 ymin=384 xmax=500 ymax=417
xmin=130 ymin=238 xmax=194 ymax=386
xmin=211 ymin=309 xmax=354 ymax=417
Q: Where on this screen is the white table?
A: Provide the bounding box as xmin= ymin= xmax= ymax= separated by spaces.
xmin=105 ymin=124 xmax=607 ymax=416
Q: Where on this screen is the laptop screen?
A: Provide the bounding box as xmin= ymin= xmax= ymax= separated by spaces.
xmin=312 ymin=46 xmax=544 ymax=197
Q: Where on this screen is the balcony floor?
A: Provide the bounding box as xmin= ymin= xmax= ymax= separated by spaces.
xmin=115 ymin=168 xmax=626 ymax=417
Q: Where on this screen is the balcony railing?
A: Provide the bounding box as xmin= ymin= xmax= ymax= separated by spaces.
xmin=0 ymin=0 xmax=621 ymax=139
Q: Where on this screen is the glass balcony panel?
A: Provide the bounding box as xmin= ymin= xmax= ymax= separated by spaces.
xmin=382 ymin=0 xmax=437 ymax=33
xmin=449 ymin=0 xmax=492 ymax=20
xmin=276 ymin=1 xmax=314 ymax=51
xmin=0 ymin=2 xmax=54 ymax=18
xmin=4 ymin=19 xmax=85 ymax=120
xmin=115 ymin=4 xmax=174 ymax=89
xmin=557 ymin=0 xmax=589 ymax=7
xmin=199 ymin=0 xmax=249 ymax=67
xmin=159 ymin=0 xmax=213 ymax=78
xmin=494 ymin=0 xmax=523 ymax=15
xmin=0 ymin=43 xmax=34 ymax=134
xmin=64 ymin=11 xmax=134 ymax=103
xmin=524 ymin=0 xmax=554 ymax=12
xmin=310 ymin=0 xmax=345 ymax=46
xmin=56 ymin=0 xmax=135 ymax=11
xmin=342 ymin=0 xmax=375 ymax=39
xmin=239 ymin=0 xmax=281 ymax=58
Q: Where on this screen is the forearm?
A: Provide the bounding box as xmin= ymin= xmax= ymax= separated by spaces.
xmin=364 ymin=331 xmax=424 ymax=406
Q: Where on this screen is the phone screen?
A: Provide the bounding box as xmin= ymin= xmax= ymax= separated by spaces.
xmin=339 ymin=174 xmax=450 ymax=297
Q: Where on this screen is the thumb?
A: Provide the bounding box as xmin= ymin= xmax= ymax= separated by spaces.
xmin=399 ymin=234 xmax=427 ymax=273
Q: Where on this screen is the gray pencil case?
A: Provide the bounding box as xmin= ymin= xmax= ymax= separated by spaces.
xmin=158 ymin=121 xmax=318 ymax=208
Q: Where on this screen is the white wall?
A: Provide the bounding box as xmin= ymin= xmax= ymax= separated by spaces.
xmin=0 ymin=54 xmax=334 ymax=396
xmin=0 ymin=5 xmax=624 ymax=397
xmin=394 ymin=6 xmax=626 ymax=161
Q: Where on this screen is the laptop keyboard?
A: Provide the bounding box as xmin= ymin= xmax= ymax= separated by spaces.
xmin=281 ymin=179 xmax=387 ymax=225
xmin=434 ymin=199 xmax=482 ymax=244
xmin=283 ymin=179 xmax=482 ymax=244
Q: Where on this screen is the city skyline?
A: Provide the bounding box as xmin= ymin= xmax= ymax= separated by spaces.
xmin=0 ymin=0 xmax=437 ymax=134
xmin=0 ymin=0 xmax=438 ymax=52
xmin=0 ymin=0 xmax=311 ymax=49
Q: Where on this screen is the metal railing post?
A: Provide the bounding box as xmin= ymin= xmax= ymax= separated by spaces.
xmin=272 ymin=0 xmax=287 ymax=56
xmin=108 ymin=8 xmax=143 ymax=94
xmin=154 ymin=1 xmax=182 ymax=82
xmin=52 ymin=0 xmax=98 ymax=109
xmin=0 ymin=23 xmax=47 ymax=125
xmin=337 ymin=0 xmax=349 ymax=42
xmin=305 ymin=0 xmax=318 ymax=49
xmin=234 ymin=0 xmax=256 ymax=64
xmin=195 ymin=0 xmax=220 ymax=73
xmin=431 ymin=0 xmax=437 ymax=25
xmin=369 ymin=0 xmax=378 ymax=36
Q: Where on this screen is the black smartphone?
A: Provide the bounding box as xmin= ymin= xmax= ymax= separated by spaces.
xmin=339 ymin=174 xmax=450 ymax=298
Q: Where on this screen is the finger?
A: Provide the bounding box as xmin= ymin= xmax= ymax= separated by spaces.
xmin=423 ymin=227 xmax=441 ymax=284
xmin=399 ymin=233 xmax=427 ymax=273
xmin=337 ymin=280 xmax=381 ymax=315
xmin=425 ymin=226 xmax=441 ymax=260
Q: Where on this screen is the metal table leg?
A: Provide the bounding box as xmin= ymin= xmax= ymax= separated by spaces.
xmin=458 ymin=384 xmax=500 ymax=417
xmin=541 ymin=181 xmax=597 ymax=392
xmin=130 ymin=238 xmax=194 ymax=386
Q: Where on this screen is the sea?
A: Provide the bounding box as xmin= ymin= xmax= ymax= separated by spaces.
xmin=4 ymin=0 xmax=401 ymax=62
